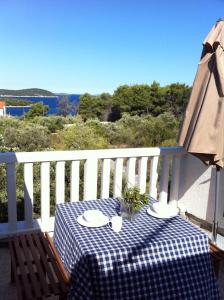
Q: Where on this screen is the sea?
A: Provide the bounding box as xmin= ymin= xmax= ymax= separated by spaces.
xmin=0 ymin=94 xmax=80 ymax=117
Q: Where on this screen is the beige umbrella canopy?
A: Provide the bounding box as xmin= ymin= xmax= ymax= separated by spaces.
xmin=178 ymin=19 xmax=224 ymax=167
xmin=178 ymin=19 xmax=224 ymax=243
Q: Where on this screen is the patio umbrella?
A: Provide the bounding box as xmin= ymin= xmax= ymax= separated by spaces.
xmin=178 ymin=18 xmax=224 ymax=243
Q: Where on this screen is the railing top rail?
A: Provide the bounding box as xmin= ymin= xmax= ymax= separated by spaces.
xmin=0 ymin=146 xmax=186 ymax=164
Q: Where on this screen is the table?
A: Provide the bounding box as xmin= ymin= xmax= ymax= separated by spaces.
xmin=54 ymin=198 xmax=219 ymax=300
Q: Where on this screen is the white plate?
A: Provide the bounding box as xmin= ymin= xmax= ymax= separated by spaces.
xmin=147 ymin=206 xmax=179 ymax=219
xmin=77 ymin=214 xmax=109 ymax=228
xmin=152 ymin=202 xmax=179 ymax=216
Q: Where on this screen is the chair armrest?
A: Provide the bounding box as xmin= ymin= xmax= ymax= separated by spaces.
xmin=45 ymin=232 xmax=70 ymax=284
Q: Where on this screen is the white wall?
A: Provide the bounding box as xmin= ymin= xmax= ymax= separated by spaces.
xmin=178 ymin=154 xmax=224 ymax=228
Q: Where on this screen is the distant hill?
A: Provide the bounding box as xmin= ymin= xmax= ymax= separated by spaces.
xmin=0 ymin=88 xmax=54 ymax=96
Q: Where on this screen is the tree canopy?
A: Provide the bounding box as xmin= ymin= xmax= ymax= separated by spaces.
xmin=163 ymin=83 xmax=191 ymax=119
xmin=79 ymin=93 xmax=112 ymax=121
xmin=24 ymin=102 xmax=49 ymax=119
xmin=57 ymin=96 xmax=78 ymax=116
xmin=3 ymin=124 xmax=50 ymax=151
xmin=1 ymin=98 xmax=33 ymax=106
xmin=78 ymin=82 xmax=191 ymax=122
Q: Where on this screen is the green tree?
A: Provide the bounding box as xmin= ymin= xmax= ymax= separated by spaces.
xmin=110 ymin=83 xmax=166 ymax=121
xmin=101 ymin=113 xmax=178 ymax=148
xmin=79 ymin=93 xmax=112 ymax=121
xmin=150 ymin=112 xmax=179 ymax=146
xmin=56 ymin=117 xmax=108 ymax=150
xmin=164 ymin=83 xmax=191 ymax=119
xmin=148 ymin=81 xmax=166 ymax=116
xmin=57 ymin=96 xmax=77 ymax=116
xmin=3 ymin=98 xmax=33 ymax=106
xmin=112 ymin=84 xmax=151 ymax=117
xmin=3 ymin=124 xmax=50 ymax=151
xmin=0 ymin=117 xmax=21 ymax=135
xmin=30 ymin=116 xmax=65 ymax=133
xmin=29 ymin=115 xmax=77 ymax=133
xmin=25 ymin=102 xmax=49 ymax=119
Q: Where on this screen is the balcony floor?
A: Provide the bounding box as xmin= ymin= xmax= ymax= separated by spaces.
xmin=0 ymin=243 xmax=16 ymax=300
xmin=0 ymin=241 xmax=59 ymax=300
xmin=0 ymin=240 xmax=224 ymax=300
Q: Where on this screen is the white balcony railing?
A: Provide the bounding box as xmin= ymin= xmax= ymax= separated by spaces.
xmin=0 ymin=147 xmax=185 ymax=238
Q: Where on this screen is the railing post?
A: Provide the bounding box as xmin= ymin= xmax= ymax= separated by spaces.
xmin=84 ymin=158 xmax=98 ymax=200
xmin=56 ymin=161 xmax=65 ymax=204
xmin=113 ymin=158 xmax=123 ymax=198
xmin=70 ymin=161 xmax=80 ymax=202
xmin=6 ymin=163 xmax=17 ymax=231
xmin=24 ymin=163 xmax=33 ymax=228
xmin=101 ymin=159 xmax=111 ymax=199
xmin=149 ymin=156 xmax=159 ymax=199
xmin=169 ymin=156 xmax=181 ymax=207
xmin=159 ymin=155 xmax=170 ymax=204
xmin=41 ymin=162 xmax=50 ymax=230
xmin=138 ymin=157 xmax=148 ymax=194
xmin=127 ymin=158 xmax=136 ymax=188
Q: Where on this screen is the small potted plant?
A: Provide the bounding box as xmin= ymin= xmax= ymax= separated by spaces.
xmin=119 ymin=186 xmax=149 ymax=220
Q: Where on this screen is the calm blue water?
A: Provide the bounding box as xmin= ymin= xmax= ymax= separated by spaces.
xmin=6 ymin=106 xmax=31 ymax=116
xmin=0 ymin=94 xmax=80 ymax=117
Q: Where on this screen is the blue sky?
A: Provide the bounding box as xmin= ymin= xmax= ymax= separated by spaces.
xmin=0 ymin=0 xmax=223 ymax=94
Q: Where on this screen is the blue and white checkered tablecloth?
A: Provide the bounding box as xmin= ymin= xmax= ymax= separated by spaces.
xmin=54 ymin=198 xmax=220 ymax=300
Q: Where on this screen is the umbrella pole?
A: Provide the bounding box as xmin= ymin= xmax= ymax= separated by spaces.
xmin=212 ymin=166 xmax=221 ymax=244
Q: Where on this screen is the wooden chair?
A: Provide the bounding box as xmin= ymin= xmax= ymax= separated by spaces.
xmin=9 ymin=230 xmax=70 ymax=300
xmin=209 ymin=241 xmax=224 ymax=278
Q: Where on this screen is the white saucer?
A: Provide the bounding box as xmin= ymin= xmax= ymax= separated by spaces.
xmin=77 ymin=214 xmax=109 ymax=227
xmin=147 ymin=206 xmax=179 ymax=219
